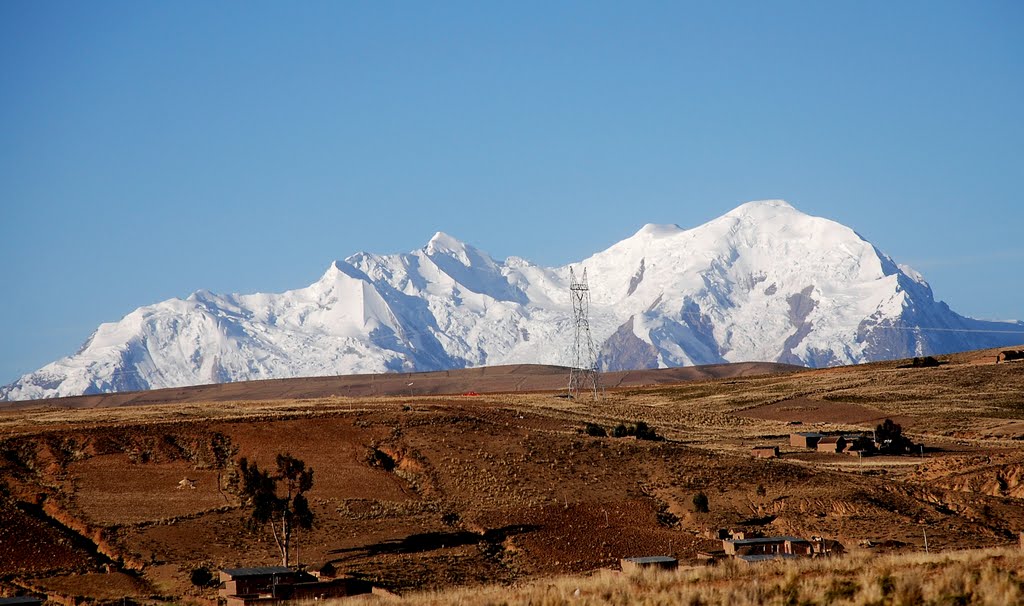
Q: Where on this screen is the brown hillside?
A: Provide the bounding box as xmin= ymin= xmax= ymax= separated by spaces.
xmin=2 ymin=361 xmax=800 ymax=411
xmin=1 ymin=349 xmax=1023 ymax=602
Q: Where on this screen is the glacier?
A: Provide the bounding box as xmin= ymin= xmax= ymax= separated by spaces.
xmin=4 ymin=200 xmax=1023 ymax=401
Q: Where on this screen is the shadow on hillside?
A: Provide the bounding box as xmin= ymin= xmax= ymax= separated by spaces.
xmin=328 ymin=524 xmax=539 ymax=559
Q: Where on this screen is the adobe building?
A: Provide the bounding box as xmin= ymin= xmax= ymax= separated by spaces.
xmin=790 ymin=432 xmax=824 ymax=448
xmin=722 ymin=536 xmax=814 ymax=562
xmin=816 ymin=436 xmax=846 ymax=453
xmin=752 ymin=445 xmax=779 ymax=459
xmin=620 ymin=556 xmax=678 ymax=572
xmin=220 ymin=566 xmax=372 ymax=606
xmin=699 ymin=531 xmax=841 ymax=564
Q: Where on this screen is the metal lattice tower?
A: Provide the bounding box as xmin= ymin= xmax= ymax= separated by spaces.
xmin=568 ymin=267 xmax=599 ymax=399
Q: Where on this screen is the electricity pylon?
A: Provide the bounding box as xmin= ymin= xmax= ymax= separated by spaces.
xmin=568 ymin=267 xmax=599 ymax=400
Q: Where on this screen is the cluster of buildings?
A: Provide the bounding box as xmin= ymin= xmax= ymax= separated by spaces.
xmin=997 ymin=350 xmax=1024 ymax=363
xmin=790 ymin=431 xmax=877 ymax=456
xmin=618 ymin=530 xmax=843 ymax=573
xmin=698 ymin=530 xmax=843 ymax=564
xmin=752 ymin=432 xmax=893 ymax=459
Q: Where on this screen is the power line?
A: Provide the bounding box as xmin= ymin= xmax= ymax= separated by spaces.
xmin=568 ymin=267 xmax=599 ymax=400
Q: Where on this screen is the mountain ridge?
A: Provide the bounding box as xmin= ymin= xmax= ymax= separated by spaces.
xmin=4 ymin=200 xmax=1023 ymax=401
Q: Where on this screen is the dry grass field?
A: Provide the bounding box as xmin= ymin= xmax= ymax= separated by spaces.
xmin=332 ymin=547 xmax=1024 ymax=605
xmin=1 ymin=348 xmax=1022 ymax=603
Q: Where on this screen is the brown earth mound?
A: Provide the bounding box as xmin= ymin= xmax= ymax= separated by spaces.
xmin=2 ymin=362 xmax=800 ymax=411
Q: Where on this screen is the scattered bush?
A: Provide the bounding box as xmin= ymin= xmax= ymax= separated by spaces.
xmin=876 ymin=419 xmax=914 ymax=454
xmin=631 ymin=421 xmax=660 ymax=441
xmin=584 ymin=423 xmax=607 ymax=437
xmin=607 ymin=421 xmax=661 ymax=440
xmin=190 ymin=566 xmax=214 ymax=587
xmin=693 ymin=491 xmax=710 ymax=513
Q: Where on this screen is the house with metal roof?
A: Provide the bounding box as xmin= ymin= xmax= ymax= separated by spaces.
xmin=723 ymin=536 xmax=815 ymax=558
xmin=790 ymin=432 xmax=824 ymax=448
xmin=752 ymin=445 xmax=779 ymax=458
xmin=219 ymin=566 xmax=372 ymax=606
xmin=816 ymin=436 xmax=846 ymax=453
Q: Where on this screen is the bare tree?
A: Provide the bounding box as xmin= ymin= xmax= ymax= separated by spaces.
xmin=236 ymin=454 xmax=314 ymax=566
xmin=210 ymin=432 xmax=238 ymax=503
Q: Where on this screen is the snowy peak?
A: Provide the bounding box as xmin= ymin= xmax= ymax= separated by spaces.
xmin=421 ymin=232 xmax=526 ymax=303
xmin=319 ymin=259 xmax=373 ymax=284
xmin=5 ymin=199 xmax=1024 ymax=402
xmin=633 ymin=223 xmax=684 ymax=238
xmin=725 ymin=198 xmax=797 ymax=216
xmin=425 ymin=231 xmax=473 ymax=259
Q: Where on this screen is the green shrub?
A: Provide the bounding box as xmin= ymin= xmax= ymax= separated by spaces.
xmin=584 ymin=423 xmax=607 ymax=437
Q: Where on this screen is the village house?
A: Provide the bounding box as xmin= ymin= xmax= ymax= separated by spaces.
xmin=790 ymin=432 xmax=824 ymax=449
xmin=751 ymin=445 xmax=779 ymax=459
xmin=698 ymin=531 xmax=841 ymax=564
xmin=620 ymin=556 xmax=678 ymax=572
xmin=219 ymin=566 xmax=372 ymax=606
xmin=816 ymin=436 xmax=846 ymax=453
xmin=997 ymin=350 xmax=1024 ymax=363
xmin=723 ymin=536 xmax=814 ymax=562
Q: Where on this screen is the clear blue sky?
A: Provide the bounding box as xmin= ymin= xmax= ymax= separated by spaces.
xmin=2 ymin=1 xmax=1022 ymax=384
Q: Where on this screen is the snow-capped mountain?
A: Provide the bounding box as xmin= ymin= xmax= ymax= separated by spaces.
xmin=4 ymin=200 xmax=1023 ymax=401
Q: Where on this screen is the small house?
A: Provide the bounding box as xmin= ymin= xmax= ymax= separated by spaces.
xmin=816 ymin=436 xmax=846 ymax=453
xmin=997 ymin=350 xmax=1024 ymax=363
xmin=219 ymin=566 xmax=372 ymax=606
xmin=695 ymin=549 xmax=726 ymax=565
xmin=790 ymin=432 xmax=824 ymax=448
xmin=620 ymin=556 xmax=678 ymax=572
xmin=220 ymin=566 xmax=300 ymax=600
xmin=752 ymin=445 xmax=779 ymax=459
xmin=723 ymin=536 xmax=814 ymax=559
